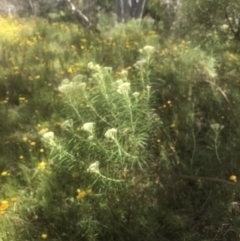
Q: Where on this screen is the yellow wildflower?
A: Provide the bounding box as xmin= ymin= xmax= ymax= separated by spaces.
xmin=19 ymin=155 xmax=24 ymax=159
xmin=1 ymin=171 xmax=8 ymax=176
xmin=22 ymin=136 xmax=28 ymax=142
xmin=38 ymin=161 xmax=46 ymax=170
xmin=30 ymin=141 xmax=36 ymax=146
xmin=0 ymin=200 xmax=9 ymax=214
xmin=41 ymin=233 xmax=48 ymax=239
xmin=11 ymin=197 xmax=17 ymax=202
xmin=39 ymin=148 xmax=44 ymax=153
xmin=76 ymin=190 xmax=87 ymax=200
xmin=18 ymin=97 xmax=25 ymax=101
xmin=67 ymin=67 xmax=73 ymax=73
xmin=229 ymin=175 xmax=237 ymax=182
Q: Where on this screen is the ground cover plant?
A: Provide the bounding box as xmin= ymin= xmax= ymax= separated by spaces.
xmin=1 ymin=14 xmax=240 ymax=241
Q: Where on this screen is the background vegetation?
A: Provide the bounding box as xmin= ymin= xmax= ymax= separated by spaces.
xmin=1 ymin=0 xmax=240 ymax=240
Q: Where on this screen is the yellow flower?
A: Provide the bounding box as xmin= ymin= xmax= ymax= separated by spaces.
xmin=229 ymin=175 xmax=237 ymax=182
xmin=0 ymin=200 xmax=9 ymax=214
xmin=41 ymin=233 xmax=48 ymax=239
xmin=22 ymin=136 xmax=28 ymax=142
xmin=30 ymin=141 xmax=36 ymax=146
xmin=67 ymin=67 xmax=73 ymax=73
xmin=76 ymin=191 xmax=87 ymax=200
xmin=18 ymin=97 xmax=26 ymax=101
xmin=38 ymin=161 xmax=46 ymax=170
xmin=19 ymin=155 xmax=24 ymax=159
xmin=1 ymin=171 xmax=8 ymax=176
xmin=11 ymin=197 xmax=17 ymax=202
xmin=39 ymin=148 xmax=44 ymax=153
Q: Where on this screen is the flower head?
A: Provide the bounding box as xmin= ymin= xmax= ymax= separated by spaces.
xmin=42 ymin=131 xmax=54 ymax=141
xmin=117 ymin=82 xmax=131 ymax=96
xmin=120 ymin=69 xmax=128 ymax=78
xmin=58 ymin=78 xmax=87 ymax=94
xmin=0 ymin=200 xmax=9 ymax=214
xmin=38 ymin=161 xmax=47 ymax=170
xmin=41 ymin=233 xmax=48 ymax=239
xmin=229 ymin=175 xmax=237 ymax=182
xmin=87 ymin=161 xmax=100 ymax=174
xmin=87 ymin=62 xmax=101 ymax=72
xmin=133 ymin=58 xmax=147 ymax=69
xmin=76 ymin=190 xmax=87 ymax=200
xmin=1 ymin=171 xmax=8 ymax=176
xmin=132 ymin=92 xmax=140 ymax=98
xmin=105 ymin=128 xmax=117 ymax=140
xmin=210 ymin=123 xmax=224 ymax=132
xmin=142 ymin=45 xmax=155 ymax=55
xmin=82 ymin=122 xmax=95 ymax=134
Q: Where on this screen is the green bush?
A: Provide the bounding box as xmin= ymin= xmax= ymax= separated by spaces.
xmin=1 ymin=16 xmax=240 ymax=241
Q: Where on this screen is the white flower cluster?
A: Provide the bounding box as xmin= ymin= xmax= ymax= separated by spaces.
xmin=58 ymin=78 xmax=86 ymax=94
xmin=82 ymin=122 xmax=95 ymax=135
xmin=139 ymin=45 xmax=156 ymax=56
xmin=87 ymin=62 xmax=101 ymax=72
xmin=40 ymin=131 xmax=55 ymax=146
xmin=104 ymin=128 xmax=117 ymax=140
xmin=88 ymin=62 xmax=112 ymax=74
xmin=117 ymin=82 xmax=131 ymax=96
xmin=87 ymin=161 xmax=100 ymax=174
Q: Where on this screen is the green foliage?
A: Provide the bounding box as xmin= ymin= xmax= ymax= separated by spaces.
xmin=1 ymin=11 xmax=240 ymax=241
xmin=176 ymin=0 xmax=240 ymax=44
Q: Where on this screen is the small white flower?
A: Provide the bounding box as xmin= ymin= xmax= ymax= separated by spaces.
xmin=117 ymin=82 xmax=131 ymax=95
xmin=82 ymin=122 xmax=95 ymax=134
xmin=210 ymin=123 xmax=224 ymax=132
xmin=133 ymin=59 xmax=147 ymax=69
xmin=120 ymin=69 xmax=128 ymax=78
xmin=87 ymin=161 xmax=100 ymax=174
xmin=146 ymin=85 xmax=151 ymax=91
xmin=221 ymin=24 xmax=229 ymax=31
xmin=105 ymin=128 xmax=117 ymax=140
xmin=42 ymin=132 xmax=55 ymax=145
xmin=87 ymin=62 xmax=95 ymax=70
xmin=95 ymin=64 xmax=101 ymax=71
xmin=42 ymin=131 xmax=54 ymax=141
xmin=61 ymin=119 xmax=73 ymax=130
xmin=88 ymin=62 xmax=101 ymax=71
xmin=132 ymin=92 xmax=140 ymax=98
xmin=142 ymin=45 xmax=155 ymax=55
xmin=58 ymin=82 xmax=72 ymax=94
